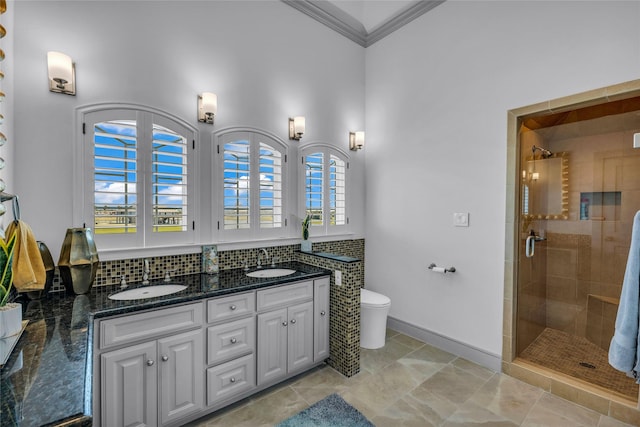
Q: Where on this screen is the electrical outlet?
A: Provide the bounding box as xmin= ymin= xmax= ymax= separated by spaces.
xmin=335 ymin=270 xmax=342 ymax=286
xmin=453 ymin=212 xmax=469 ymax=227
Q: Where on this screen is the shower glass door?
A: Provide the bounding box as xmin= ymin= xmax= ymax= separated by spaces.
xmin=516 ymin=104 xmax=640 ymax=401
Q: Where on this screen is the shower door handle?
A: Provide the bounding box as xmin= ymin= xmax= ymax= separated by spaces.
xmin=525 ymin=235 xmax=535 ymax=258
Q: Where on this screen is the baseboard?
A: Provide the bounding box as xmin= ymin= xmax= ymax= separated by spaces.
xmin=387 ymin=316 xmax=502 ymax=372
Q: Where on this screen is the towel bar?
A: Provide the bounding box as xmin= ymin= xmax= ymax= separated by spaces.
xmin=428 ymin=263 xmax=456 ymax=273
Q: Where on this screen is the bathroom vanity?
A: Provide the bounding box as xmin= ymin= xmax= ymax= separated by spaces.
xmin=91 ymin=268 xmax=330 ymax=427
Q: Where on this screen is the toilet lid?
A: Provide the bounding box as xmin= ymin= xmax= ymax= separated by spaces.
xmin=361 ymin=288 xmax=391 ymax=307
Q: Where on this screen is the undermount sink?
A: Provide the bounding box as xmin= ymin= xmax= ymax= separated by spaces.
xmin=246 ymin=268 xmax=296 ymax=278
xmin=108 ymin=284 xmax=188 ymax=301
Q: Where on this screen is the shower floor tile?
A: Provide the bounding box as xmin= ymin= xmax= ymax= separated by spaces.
xmin=519 ymin=328 xmax=639 ymax=400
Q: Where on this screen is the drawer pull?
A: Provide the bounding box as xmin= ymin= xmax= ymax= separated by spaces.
xmin=230 ymin=377 xmax=236 ymax=383
xmin=290 ymin=319 xmax=296 ymax=324
xmin=282 ymin=321 xmax=288 ymax=327
xmin=146 ymin=359 xmax=154 ymax=366
xmin=230 ymin=337 xmax=237 ymax=344
xmin=162 ymin=355 xmax=169 ymax=362
xmin=230 ymin=305 xmax=237 ymax=311
xmin=320 ymin=310 xmax=326 ymax=316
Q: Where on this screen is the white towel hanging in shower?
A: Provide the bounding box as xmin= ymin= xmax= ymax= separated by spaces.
xmin=609 ymin=210 xmax=640 ymax=382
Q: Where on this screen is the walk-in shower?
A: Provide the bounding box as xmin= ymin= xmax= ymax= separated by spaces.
xmin=514 ymin=95 xmax=640 ymax=402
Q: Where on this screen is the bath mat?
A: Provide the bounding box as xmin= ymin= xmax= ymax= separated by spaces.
xmin=276 ymin=393 xmax=374 ymax=427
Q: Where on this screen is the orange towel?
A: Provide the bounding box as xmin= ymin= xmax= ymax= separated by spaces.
xmin=5 ymin=220 xmax=46 ymax=291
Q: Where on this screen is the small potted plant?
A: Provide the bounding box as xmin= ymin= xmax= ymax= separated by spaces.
xmin=301 ymin=215 xmax=312 ymax=252
xmin=0 ymin=230 xmax=20 ymax=338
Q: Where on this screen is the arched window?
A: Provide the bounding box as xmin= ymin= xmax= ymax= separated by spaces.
xmin=300 ymin=144 xmax=349 ymax=236
xmin=216 ymin=129 xmax=287 ymax=240
xmin=77 ymin=106 xmax=196 ymax=250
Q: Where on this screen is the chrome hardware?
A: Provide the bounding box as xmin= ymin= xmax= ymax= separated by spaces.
xmin=230 ymin=377 xmax=236 ymax=383
xmin=290 ymin=319 xmax=296 ymax=324
xmin=525 ymin=235 xmax=535 ymax=258
xmin=161 ymin=355 xmax=169 ymax=362
xmin=428 ymin=263 xmax=456 ymax=273
xmin=142 ymin=258 xmax=150 ymax=285
xmin=257 ymin=248 xmax=269 ymax=268
xmin=146 ymin=359 xmax=154 ymax=366
xmin=230 ymin=305 xmax=237 ymax=311
xmin=320 ymin=310 xmax=326 ymax=316
xmin=282 ymin=321 xmax=288 ymax=326
xmin=230 ymin=338 xmax=237 ymax=344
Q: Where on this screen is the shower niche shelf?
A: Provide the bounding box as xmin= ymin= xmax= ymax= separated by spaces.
xmin=579 ymin=191 xmax=621 ymax=221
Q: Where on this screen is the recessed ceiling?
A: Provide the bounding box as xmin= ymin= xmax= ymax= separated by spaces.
xmin=282 ymin=0 xmax=445 ymax=47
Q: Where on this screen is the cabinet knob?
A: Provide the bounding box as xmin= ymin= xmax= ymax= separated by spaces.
xmin=146 ymin=359 xmax=154 ymax=366
xmin=162 ymin=355 xmax=169 ymax=362
xmin=230 ymin=338 xmax=237 ymax=344
xmin=230 ymin=305 xmax=237 ymax=311
xmin=282 ymin=321 xmax=288 ymax=327
xmin=320 ymin=310 xmax=326 ymax=316
xmin=230 ymin=377 xmax=236 ymax=383
xmin=290 ymin=319 xmax=296 ymax=324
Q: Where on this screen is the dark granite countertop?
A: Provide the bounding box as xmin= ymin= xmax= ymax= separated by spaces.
xmin=0 ymin=262 xmax=330 ymax=426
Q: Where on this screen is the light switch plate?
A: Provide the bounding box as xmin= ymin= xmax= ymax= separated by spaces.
xmin=335 ymin=270 xmax=342 ymax=286
xmin=453 ymin=212 xmax=469 ymax=227
xmin=634 ymin=133 xmax=640 ymax=148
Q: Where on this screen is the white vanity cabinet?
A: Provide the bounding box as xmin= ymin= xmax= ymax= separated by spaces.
xmin=96 ymin=302 xmax=204 ymax=427
xmin=256 ymin=281 xmax=315 ymax=385
xmin=94 ymin=274 xmax=330 ymax=426
xmin=205 ymin=292 xmax=256 ymax=407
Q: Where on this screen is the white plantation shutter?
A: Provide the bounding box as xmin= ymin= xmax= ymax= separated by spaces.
xmin=218 ymin=130 xmax=287 ymax=238
xmin=259 ymin=142 xmax=282 ymax=229
xmin=329 ymin=154 xmax=346 ymax=226
xmin=93 ymin=120 xmax=138 ymax=234
xmin=301 ymin=145 xmax=349 ymax=236
xmin=81 ymin=107 xmax=196 ymax=250
xmin=223 ymin=139 xmax=251 ymax=230
xmin=151 ymin=124 xmax=188 ymax=232
xmin=305 ymin=152 xmax=324 ymax=226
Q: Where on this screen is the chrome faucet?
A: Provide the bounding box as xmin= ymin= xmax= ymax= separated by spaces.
xmin=142 ymin=258 xmax=150 ymax=285
xmin=257 ymin=248 xmax=269 ymax=268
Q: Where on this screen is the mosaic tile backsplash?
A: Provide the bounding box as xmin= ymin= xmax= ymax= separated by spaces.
xmin=46 ymin=238 xmax=365 ymax=377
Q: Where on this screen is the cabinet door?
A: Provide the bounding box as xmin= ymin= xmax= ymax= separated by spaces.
xmin=158 ymin=329 xmax=204 ymax=426
xmin=101 ymin=341 xmax=158 ymax=427
xmin=257 ymin=308 xmax=288 ymax=385
xmin=287 ymin=301 xmax=314 ymax=374
xmin=313 ymin=277 xmax=330 ymax=362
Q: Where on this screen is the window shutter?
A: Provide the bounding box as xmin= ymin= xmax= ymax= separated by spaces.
xmin=93 ymin=120 xmax=138 ymax=234
xmin=151 ymin=124 xmax=188 ymax=232
xmin=329 ymin=154 xmax=346 ymax=226
xmin=223 ymin=139 xmax=251 ymax=229
xmin=305 ymin=152 xmax=324 ymax=226
xmin=259 ymin=142 xmax=282 ymax=228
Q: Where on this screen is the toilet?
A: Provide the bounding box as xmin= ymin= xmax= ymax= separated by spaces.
xmin=360 ymin=288 xmax=391 ymax=349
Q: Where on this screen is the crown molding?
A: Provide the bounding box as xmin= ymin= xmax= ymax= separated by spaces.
xmin=282 ymin=0 xmax=445 ymax=47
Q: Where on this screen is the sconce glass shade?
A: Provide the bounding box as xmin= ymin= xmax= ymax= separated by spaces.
xmin=198 ymin=92 xmax=217 ymax=124
xmin=532 ymin=172 xmax=540 ymax=181
xmin=47 ymin=51 xmax=76 ymax=95
xmin=289 ymin=116 xmax=305 ymax=140
xmin=349 ymin=131 xmax=365 ymax=151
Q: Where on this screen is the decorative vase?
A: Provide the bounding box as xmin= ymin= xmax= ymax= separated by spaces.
xmin=0 ymin=302 xmax=22 ymax=338
xmin=301 ymin=240 xmax=312 ymax=252
xmin=58 ymin=228 xmax=99 ymax=295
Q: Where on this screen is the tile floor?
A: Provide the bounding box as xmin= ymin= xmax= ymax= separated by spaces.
xmin=187 ymin=329 xmax=635 ymax=426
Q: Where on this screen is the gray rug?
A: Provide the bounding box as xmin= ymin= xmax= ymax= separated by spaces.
xmin=277 ymin=393 xmax=374 ymax=427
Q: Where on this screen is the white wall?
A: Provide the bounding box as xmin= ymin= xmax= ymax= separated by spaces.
xmin=364 ymin=1 xmax=640 ymax=358
xmin=12 ymin=1 xmax=366 ymax=260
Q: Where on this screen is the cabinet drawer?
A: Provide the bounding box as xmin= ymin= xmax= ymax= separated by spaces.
xmin=99 ymin=302 xmax=203 ymax=349
xmin=207 ymin=317 xmax=255 ymax=365
xmin=256 ymin=281 xmax=313 ymax=311
xmin=207 ymin=292 xmax=255 ymax=323
xmin=206 ymin=354 xmax=255 ymax=406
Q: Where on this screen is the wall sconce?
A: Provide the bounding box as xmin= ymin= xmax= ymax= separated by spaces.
xmin=198 ymin=92 xmax=217 ymax=124
xmin=289 ymin=116 xmax=305 ymax=140
xmin=349 ymin=131 xmax=365 ymax=151
xmin=47 ymin=51 xmax=75 ymax=95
